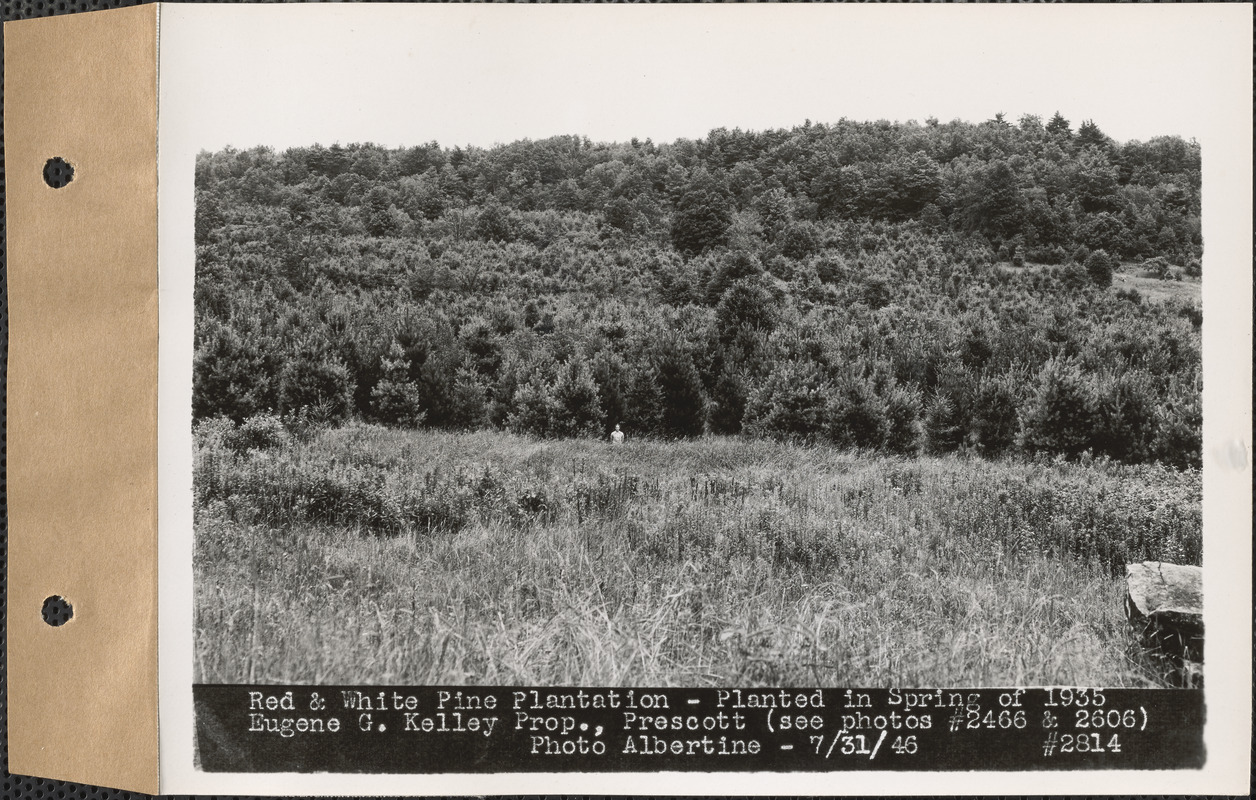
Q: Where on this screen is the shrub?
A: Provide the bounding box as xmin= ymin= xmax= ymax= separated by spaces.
xmin=825 ymin=375 xmax=889 ymax=450
xmin=507 ymin=369 xmax=559 ymax=437
xmin=1028 ymin=244 xmax=1069 ymax=265
xmin=1141 ymin=255 xmax=1173 ymax=280
xmin=922 ymin=391 xmax=965 ymax=454
xmin=882 ymin=383 xmax=923 ymax=455
xmin=743 ymin=360 xmax=829 ymax=441
xmin=1114 ymin=288 xmax=1142 ymax=305
xmin=654 ymin=346 xmax=707 ymax=438
xmin=194 ymin=415 xmax=237 ymax=452
xmin=1020 ymin=359 xmax=1098 ymax=458
xmin=551 ymin=359 xmax=604 ymax=438
xmin=813 ymin=255 xmax=847 ymax=285
xmin=779 ymin=220 xmax=822 ymax=260
xmin=278 ymin=352 xmax=355 ymax=424
xmin=971 ymin=373 xmax=1022 ymax=455
xmin=1092 ymin=371 xmax=1158 ymax=463
xmin=1173 ymin=299 xmax=1202 ymax=329
xmin=223 ymin=413 xmax=288 ymax=454
xmin=1084 ymin=249 xmax=1118 ymax=287
xmin=1152 ymin=384 xmax=1202 ymax=470
xmin=861 ymin=276 xmax=892 ymax=310
xmin=1061 ymin=261 xmax=1090 ymax=290
xmin=369 ymin=342 xmax=425 ymax=428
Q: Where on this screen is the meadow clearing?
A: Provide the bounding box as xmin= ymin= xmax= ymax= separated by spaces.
xmin=1001 ymin=259 xmax=1202 ymax=308
xmin=193 ymin=423 xmax=1200 ymax=688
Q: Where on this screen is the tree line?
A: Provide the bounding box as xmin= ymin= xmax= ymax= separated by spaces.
xmin=194 ymin=113 xmax=1202 ymax=468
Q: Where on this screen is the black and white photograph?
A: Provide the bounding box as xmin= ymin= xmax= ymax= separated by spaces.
xmin=192 ymin=117 xmax=1208 ymax=690
xmin=190 ymin=22 xmax=1205 ymax=693
xmin=152 ymin=3 xmax=1250 ymax=792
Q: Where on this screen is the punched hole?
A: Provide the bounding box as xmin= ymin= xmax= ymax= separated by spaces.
xmin=43 ymin=157 xmax=74 ymax=189
xmin=42 ymin=595 xmax=73 ymax=626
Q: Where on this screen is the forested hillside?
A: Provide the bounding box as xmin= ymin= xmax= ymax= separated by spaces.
xmin=194 ymin=114 xmax=1202 ymax=467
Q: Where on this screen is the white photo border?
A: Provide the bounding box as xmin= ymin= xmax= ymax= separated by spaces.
xmin=157 ymin=3 xmax=1253 ymax=794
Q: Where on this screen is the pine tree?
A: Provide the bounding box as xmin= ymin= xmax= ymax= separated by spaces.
xmin=654 ymin=345 xmax=706 ymax=438
xmin=923 ymin=392 xmax=964 ymax=454
xmin=1076 ymin=119 xmax=1110 ymax=151
xmin=971 ymin=372 xmax=1021 ymax=455
xmin=193 ymin=323 xmax=278 ymax=422
xmin=1085 ymin=249 xmax=1117 ymax=288
xmin=1020 ymin=359 xmax=1098 ymax=457
xmin=623 ymin=362 xmax=664 ymax=438
xmin=754 ymin=186 xmax=795 ymax=240
xmin=743 ymin=359 xmax=829 ymax=442
xmin=825 ymin=375 xmax=890 ymax=450
xmin=369 ymin=341 xmax=425 ymax=427
xmin=279 ymin=348 xmax=355 ymax=424
xmin=363 ymin=186 xmax=399 ymax=236
xmin=447 ymin=360 xmax=489 ymax=431
xmin=708 ymin=357 xmax=749 ymax=435
xmin=1092 ymin=370 xmax=1157 ymax=462
xmin=670 ymin=171 xmax=733 ymax=257
xmin=1046 ymin=111 xmax=1072 ymax=138
xmin=551 ymin=359 xmax=604 ymax=438
xmin=882 ymin=382 xmax=924 ymax=455
xmin=507 ymin=369 xmax=558 ymax=437
xmin=591 ymin=349 xmax=629 ymax=434
xmin=715 ymin=280 xmax=775 ymax=344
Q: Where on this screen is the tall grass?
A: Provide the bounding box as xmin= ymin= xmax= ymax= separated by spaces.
xmin=194 ymin=424 xmax=1200 ymax=687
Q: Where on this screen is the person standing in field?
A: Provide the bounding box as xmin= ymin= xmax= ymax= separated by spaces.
xmin=611 ymin=423 xmax=625 ymax=445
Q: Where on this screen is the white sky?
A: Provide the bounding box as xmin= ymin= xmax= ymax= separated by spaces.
xmin=162 ymin=3 xmax=1250 ymax=152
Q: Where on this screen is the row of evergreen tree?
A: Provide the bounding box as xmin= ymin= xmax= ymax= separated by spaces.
xmin=194 ymin=116 xmax=1202 ymax=468
xmin=198 ymin=112 xmax=1200 ymax=268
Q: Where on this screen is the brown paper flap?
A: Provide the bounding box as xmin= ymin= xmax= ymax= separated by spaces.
xmin=5 ymin=5 xmax=160 ymax=793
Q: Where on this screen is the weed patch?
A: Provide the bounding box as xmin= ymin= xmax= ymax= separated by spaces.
xmin=195 ymin=428 xmax=1200 ymax=687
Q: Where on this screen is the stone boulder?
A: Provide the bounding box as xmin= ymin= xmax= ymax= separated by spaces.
xmin=1125 ymin=561 xmax=1203 ymax=684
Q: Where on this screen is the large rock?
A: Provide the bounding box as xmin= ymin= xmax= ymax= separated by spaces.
xmin=1125 ymin=561 xmax=1203 ymax=680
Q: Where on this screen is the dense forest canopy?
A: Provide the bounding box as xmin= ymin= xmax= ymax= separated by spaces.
xmin=194 ymin=113 xmax=1202 ymax=468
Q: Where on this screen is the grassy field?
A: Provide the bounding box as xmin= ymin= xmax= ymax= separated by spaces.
xmin=1001 ymin=260 xmax=1202 ymax=307
xmin=194 ymin=425 xmax=1200 ymax=687
xmin=1112 ymin=270 xmax=1202 ymax=305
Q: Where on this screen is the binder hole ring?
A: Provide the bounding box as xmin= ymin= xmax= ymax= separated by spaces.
xmin=42 ymin=595 xmax=73 ymax=626
xmin=43 ymin=157 xmax=74 ymax=189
